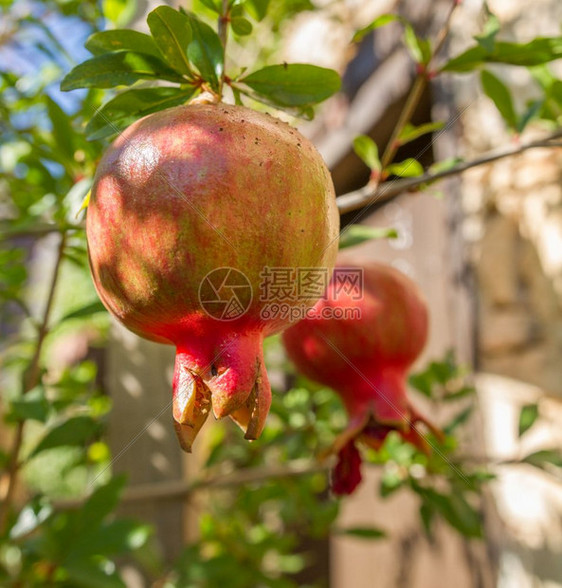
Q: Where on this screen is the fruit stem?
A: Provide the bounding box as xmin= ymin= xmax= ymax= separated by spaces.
xmin=218 ymin=0 xmax=230 ymax=98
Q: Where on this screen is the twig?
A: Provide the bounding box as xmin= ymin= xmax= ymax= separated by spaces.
xmin=217 ymin=0 xmax=230 ymax=97
xmin=0 ymin=232 xmax=67 ymax=534
xmin=379 ymin=0 xmax=460 ymax=170
xmin=336 ymin=129 xmax=562 ymax=214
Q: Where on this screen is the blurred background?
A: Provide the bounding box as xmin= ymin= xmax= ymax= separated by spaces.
xmin=1 ymin=0 xmax=562 ymax=586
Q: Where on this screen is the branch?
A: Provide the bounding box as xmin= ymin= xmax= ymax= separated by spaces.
xmin=336 ymin=129 xmax=562 ymax=214
xmin=54 ymin=459 xmax=332 ymax=509
xmin=0 ymin=231 xmax=67 ymax=534
xmin=0 ymin=222 xmax=84 ymax=240
xmin=379 ymin=0 xmax=460 ymax=170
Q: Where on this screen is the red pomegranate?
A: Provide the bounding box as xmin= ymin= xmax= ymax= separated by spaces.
xmin=282 ymin=258 xmax=441 ymax=494
xmin=86 ymin=103 xmax=339 ymax=451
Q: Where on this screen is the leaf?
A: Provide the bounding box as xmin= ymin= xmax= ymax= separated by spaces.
xmin=428 ymin=156 xmax=464 ymax=175
xmin=480 ymin=70 xmax=517 ymax=130
xmin=186 ymin=13 xmax=224 ymax=91
xmin=60 ymin=52 xmax=184 ymax=92
xmin=45 ymin=96 xmax=75 ymax=160
xmin=9 ymin=387 xmax=50 ymax=423
xmin=85 ymin=30 xmax=161 ymax=59
xmin=244 ymin=0 xmax=271 ymax=21
xmin=352 ymin=135 xmax=381 ymax=171
xmin=81 ymin=475 xmax=127 ymax=529
xmin=147 ymin=6 xmax=193 ymax=77
xmin=522 ymin=449 xmax=562 ymax=470
xmin=474 ymin=8 xmax=500 ymax=52
xmin=339 ymin=225 xmax=398 ymax=249
xmin=241 ymin=64 xmax=340 ymax=107
xmin=517 ymin=99 xmax=542 ymax=133
xmin=397 ymin=121 xmax=445 ymax=146
xmin=442 ymin=37 xmax=562 ymax=72
xmin=29 ymin=415 xmax=99 ymax=457
xmin=86 ymin=86 xmax=198 ymax=140
xmin=103 ymin=0 xmax=136 ymax=27
xmin=335 ymin=526 xmax=386 ymax=539
xmin=403 ymin=24 xmax=431 ymax=65
xmin=385 ymin=158 xmax=424 ymax=178
xmin=198 ymin=0 xmax=221 ymax=13
xmin=65 ymin=561 xmax=125 ymax=588
xmin=231 ymin=17 xmax=253 ymax=36
xmin=415 ymin=486 xmax=482 ymax=538
xmin=444 ymin=406 xmax=474 ymax=435
xmin=353 ymin=14 xmax=400 ymax=43
xmin=60 ymin=300 xmax=107 ymax=321
xmin=10 ymin=501 xmax=53 ymax=540
xmin=518 ymin=403 xmax=539 ymax=437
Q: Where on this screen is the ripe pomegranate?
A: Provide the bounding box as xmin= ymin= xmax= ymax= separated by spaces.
xmin=282 ymin=258 xmax=441 ymax=494
xmin=86 ymin=103 xmax=339 ymax=451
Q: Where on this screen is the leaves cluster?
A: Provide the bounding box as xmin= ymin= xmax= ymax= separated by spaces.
xmin=61 ymin=4 xmax=340 ymax=140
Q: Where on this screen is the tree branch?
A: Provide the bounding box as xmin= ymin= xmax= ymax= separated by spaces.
xmin=336 ymin=129 xmax=562 ymax=214
xmin=0 ymin=231 xmax=67 ymax=534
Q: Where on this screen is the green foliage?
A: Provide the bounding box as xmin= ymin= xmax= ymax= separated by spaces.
xmin=338 ymin=225 xmax=398 ymax=250
xmin=518 ymin=403 xmax=539 ymax=437
xmin=59 ymin=4 xmax=341 ymax=139
xmin=352 ymin=135 xmax=381 ymax=172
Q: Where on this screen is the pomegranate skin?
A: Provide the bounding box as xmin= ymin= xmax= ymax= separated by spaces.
xmin=87 ymin=103 xmax=339 ymax=450
xmin=282 ymin=258 xmax=441 ymax=494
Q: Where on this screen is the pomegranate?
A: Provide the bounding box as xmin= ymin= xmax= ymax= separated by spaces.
xmin=86 ymin=103 xmax=339 ymax=451
xmin=282 ymin=258 xmax=441 ymax=494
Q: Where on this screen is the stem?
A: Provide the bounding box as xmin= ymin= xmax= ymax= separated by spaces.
xmin=336 ymin=130 xmax=562 ymax=214
xmin=379 ymin=0 xmax=460 ymax=170
xmin=218 ymin=0 xmax=229 ymax=97
xmin=0 ymin=231 xmax=67 ymax=534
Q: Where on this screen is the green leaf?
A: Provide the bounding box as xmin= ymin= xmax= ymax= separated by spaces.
xmin=419 ymin=502 xmax=434 ymax=537
xmin=60 ymin=300 xmax=107 ymax=321
xmin=403 ymin=24 xmax=431 ymax=65
xmin=518 ymin=403 xmax=539 ymax=437
xmin=86 ymin=87 xmax=198 ymax=140
xmin=428 ymin=156 xmax=464 ymax=175
xmin=231 ymin=16 xmax=253 ymax=36
xmin=352 ymin=135 xmax=381 ymax=171
xmin=335 ymin=526 xmax=386 ymax=539
xmin=339 ymin=225 xmax=398 ymax=250
xmin=480 ymin=70 xmax=517 ymax=130
xmin=522 ymin=449 xmax=562 ymax=469
xmin=241 ymin=64 xmax=340 ymax=107
xmin=415 ymin=486 xmax=482 ymax=538
xmin=61 ymin=52 xmax=185 ymax=91
xmin=244 ymin=0 xmax=271 ymax=21
xmin=85 ymin=30 xmax=161 ymax=59
xmin=147 ymin=6 xmax=193 ymax=77
xmin=81 ymin=475 xmax=127 ymax=528
xmin=186 ymin=13 xmax=224 ymax=91
xmin=103 ymin=0 xmax=137 ymax=27
xmin=444 ymin=406 xmax=474 ymax=435
xmin=45 ymin=96 xmax=75 ymax=160
xmin=198 ymin=0 xmax=221 ymax=13
xmin=385 ymin=158 xmax=424 ymax=178
xmin=517 ymin=99 xmax=542 ymax=133
xmin=9 ymin=387 xmax=50 ymax=423
xmin=30 ymin=415 xmax=99 ymax=457
xmin=474 ymin=7 xmax=500 ymax=52
xmin=397 ymin=121 xmax=445 ymax=146
xmin=442 ymin=37 xmax=562 ymax=72
xmin=65 ymin=561 xmax=125 ymax=588
xmin=353 ymin=14 xmax=400 ymax=43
